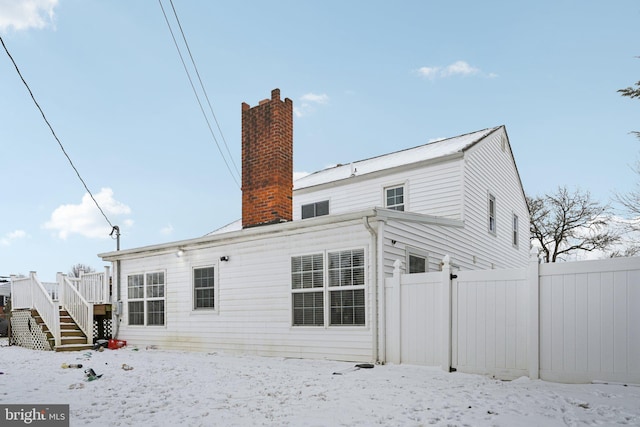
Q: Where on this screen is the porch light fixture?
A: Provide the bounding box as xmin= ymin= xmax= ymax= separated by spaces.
xmin=176 ymin=248 xmax=185 ymax=258
xmin=220 ymin=256 xmax=229 ymax=262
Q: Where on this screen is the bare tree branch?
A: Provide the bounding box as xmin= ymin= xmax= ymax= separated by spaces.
xmin=527 ymin=186 xmax=620 ymax=262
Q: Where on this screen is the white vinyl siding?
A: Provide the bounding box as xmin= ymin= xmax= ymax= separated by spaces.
xmin=294 ymin=159 xmax=463 ymax=220
xmin=114 ymin=220 xmax=374 ymax=362
xmin=462 ymin=128 xmax=529 ymax=269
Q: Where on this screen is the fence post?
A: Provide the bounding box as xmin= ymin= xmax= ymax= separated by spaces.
xmin=441 ymin=255 xmax=452 ymax=372
xmin=56 ymin=272 xmax=65 ymax=308
xmin=528 ymin=248 xmax=540 ymax=380
xmin=104 ymin=265 xmax=111 ymax=304
xmin=387 ymin=259 xmax=402 ymax=364
xmin=29 ymin=271 xmax=37 ymax=308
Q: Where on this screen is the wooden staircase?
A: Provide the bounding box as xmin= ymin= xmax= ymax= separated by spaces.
xmin=32 ymin=308 xmax=93 ymax=352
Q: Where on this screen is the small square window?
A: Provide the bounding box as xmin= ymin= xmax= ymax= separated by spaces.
xmin=385 ymin=186 xmax=404 ymax=211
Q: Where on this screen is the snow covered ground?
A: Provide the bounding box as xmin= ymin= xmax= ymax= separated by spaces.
xmin=1 ymin=343 xmax=639 ymax=426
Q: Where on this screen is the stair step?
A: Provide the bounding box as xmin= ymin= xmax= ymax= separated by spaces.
xmin=54 ymin=343 xmax=94 ymax=352
xmin=61 ymin=330 xmax=85 ymax=337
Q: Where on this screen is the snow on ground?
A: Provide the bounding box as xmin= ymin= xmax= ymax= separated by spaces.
xmin=1 ymin=343 xmax=639 ymax=426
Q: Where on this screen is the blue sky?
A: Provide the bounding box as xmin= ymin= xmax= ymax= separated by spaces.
xmin=1 ymin=0 xmax=638 ymax=279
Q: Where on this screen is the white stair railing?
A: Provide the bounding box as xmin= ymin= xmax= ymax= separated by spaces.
xmin=58 ymin=273 xmax=93 ymax=343
xmin=11 ymin=272 xmax=60 ymax=347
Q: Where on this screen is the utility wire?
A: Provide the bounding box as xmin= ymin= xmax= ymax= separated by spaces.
xmin=168 ymin=0 xmax=241 ymax=180
xmin=0 ymin=36 xmax=115 ymax=230
xmin=158 ymin=0 xmax=241 ymax=188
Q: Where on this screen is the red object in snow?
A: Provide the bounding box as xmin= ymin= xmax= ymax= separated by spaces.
xmin=108 ymin=339 xmax=127 ymax=349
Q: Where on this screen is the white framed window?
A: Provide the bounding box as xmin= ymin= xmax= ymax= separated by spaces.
xmin=291 ymin=248 xmax=366 ymax=327
xmin=488 ymin=193 xmax=497 ymax=234
xmin=291 ymin=253 xmax=324 ymax=326
xmin=512 ymin=214 xmax=519 ymax=247
xmin=385 ymin=185 xmax=405 ymax=211
xmin=193 ymin=266 xmax=216 ymax=310
xmin=405 ymin=247 xmax=428 ymax=273
xmin=127 ymin=271 xmax=165 ymax=326
xmin=328 ymin=249 xmax=365 ymax=326
xmin=301 ymin=200 xmax=329 ymax=219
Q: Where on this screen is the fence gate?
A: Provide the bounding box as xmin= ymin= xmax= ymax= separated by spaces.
xmin=385 ymin=269 xmax=446 ymax=366
xmin=451 ymin=268 xmax=529 ymax=379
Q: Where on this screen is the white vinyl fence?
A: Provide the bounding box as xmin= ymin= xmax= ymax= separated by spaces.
xmin=384 ymin=253 xmax=640 ymax=384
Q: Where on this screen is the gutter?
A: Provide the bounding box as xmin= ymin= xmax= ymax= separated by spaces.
xmin=363 ymin=214 xmax=385 ymax=364
xmin=99 ymin=209 xmax=379 ymax=261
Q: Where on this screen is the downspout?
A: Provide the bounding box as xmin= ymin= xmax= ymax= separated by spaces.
xmin=363 ymin=215 xmax=385 ymax=364
xmin=110 ymin=226 xmax=121 ymax=340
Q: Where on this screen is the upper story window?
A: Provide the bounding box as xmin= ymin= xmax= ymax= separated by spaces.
xmin=193 ymin=266 xmax=216 ymax=310
xmin=385 ymin=185 xmax=404 ymax=211
xmin=302 ymin=200 xmax=329 ymax=219
xmin=488 ymin=193 xmax=497 ymax=235
xmin=512 ymin=214 xmax=519 ymax=247
xmin=127 ymin=271 xmax=165 ymax=326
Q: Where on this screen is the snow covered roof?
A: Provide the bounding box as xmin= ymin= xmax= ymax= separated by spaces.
xmin=294 ymin=126 xmax=501 ymax=190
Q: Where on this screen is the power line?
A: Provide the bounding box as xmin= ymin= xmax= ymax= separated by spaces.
xmin=0 ymin=35 xmax=115 ymax=230
xmin=168 ymin=0 xmax=241 ymax=180
xmin=158 ymin=0 xmax=241 ymax=188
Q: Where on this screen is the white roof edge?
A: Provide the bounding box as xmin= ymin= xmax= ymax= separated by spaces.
xmin=99 ymin=209 xmax=377 ymax=260
xmin=99 ymin=208 xmax=465 ymax=260
xmin=294 ymin=126 xmax=501 ymax=190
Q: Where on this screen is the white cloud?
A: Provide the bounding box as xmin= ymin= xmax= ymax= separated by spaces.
xmin=0 ymin=0 xmax=58 ymax=31
xmin=417 ymin=60 xmax=490 ymax=80
xmin=442 ymin=60 xmax=479 ymax=77
xmin=300 ymin=93 xmax=329 ymax=105
xmin=0 ymin=229 xmax=27 ymax=246
xmin=43 ymin=188 xmax=132 ymax=240
xmin=417 ymin=66 xmax=441 ymax=79
xmin=294 ymin=92 xmax=330 ymax=118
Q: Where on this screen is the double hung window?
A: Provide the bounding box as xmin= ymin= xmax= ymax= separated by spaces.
xmin=194 ymin=266 xmax=216 ymax=310
xmin=291 ymin=249 xmax=366 ymax=327
xmin=127 ymin=272 xmax=165 ymax=326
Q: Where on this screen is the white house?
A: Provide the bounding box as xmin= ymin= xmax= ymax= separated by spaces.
xmin=98 ymin=89 xmax=529 ymax=363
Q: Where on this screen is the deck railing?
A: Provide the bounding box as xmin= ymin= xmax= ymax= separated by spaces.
xmin=58 ymin=273 xmax=93 ymax=342
xmin=11 ymin=268 xmax=111 ymax=348
xmin=70 ymin=267 xmax=111 ymax=304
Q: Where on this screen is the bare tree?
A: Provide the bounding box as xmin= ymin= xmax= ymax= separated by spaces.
xmin=527 ymin=186 xmax=620 ymax=262
xmin=69 ymin=263 xmax=95 ymax=278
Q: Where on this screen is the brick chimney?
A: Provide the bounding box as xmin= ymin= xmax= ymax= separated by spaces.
xmin=241 ymin=88 xmax=293 ymax=228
